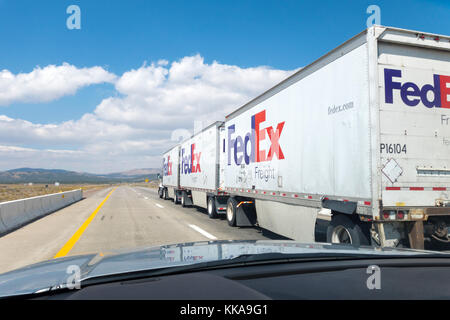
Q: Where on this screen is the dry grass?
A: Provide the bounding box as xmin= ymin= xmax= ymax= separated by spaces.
xmin=0 ymin=184 xmax=110 ymax=203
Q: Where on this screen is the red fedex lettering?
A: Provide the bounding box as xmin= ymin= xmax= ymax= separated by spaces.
xmin=168 ymin=156 xmax=172 ymax=175
xmin=266 ymin=121 xmax=285 ymax=160
xmin=190 ymin=143 xmax=202 ymax=173
xmin=440 ymin=75 xmax=450 ymax=109
xmin=194 ymin=152 xmax=201 ymax=173
xmin=191 ymin=144 xmax=195 ymax=173
xmin=254 ymin=110 xmax=266 ymax=162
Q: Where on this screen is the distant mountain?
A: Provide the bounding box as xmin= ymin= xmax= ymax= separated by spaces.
xmin=97 ymin=168 xmax=161 ymax=178
xmin=0 ymin=168 xmax=160 ymax=184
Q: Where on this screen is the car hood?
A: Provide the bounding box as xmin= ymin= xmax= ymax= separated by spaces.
xmin=0 ymin=240 xmax=444 ymax=298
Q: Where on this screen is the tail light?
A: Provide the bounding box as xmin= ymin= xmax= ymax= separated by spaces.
xmin=382 ymin=210 xmax=393 ymax=219
xmin=381 ymin=209 xmax=409 ymax=220
xmin=396 ymin=210 xmax=406 ymax=220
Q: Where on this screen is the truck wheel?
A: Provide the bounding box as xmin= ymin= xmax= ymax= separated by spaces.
xmin=327 ymin=214 xmax=370 ymax=246
xmin=163 ymin=189 xmax=168 ymax=200
xmin=207 ymin=197 xmax=218 ymax=219
xmin=226 ymin=197 xmax=237 ymax=227
xmin=181 ymin=191 xmax=187 ymax=207
xmin=158 ymin=189 xmax=163 ymax=199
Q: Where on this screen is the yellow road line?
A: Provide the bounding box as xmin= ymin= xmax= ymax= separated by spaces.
xmin=53 ymin=188 xmax=116 ymax=259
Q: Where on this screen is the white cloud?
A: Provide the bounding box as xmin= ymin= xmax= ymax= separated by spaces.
xmin=0 ymin=55 xmax=295 ymax=173
xmin=95 ymin=54 xmax=294 ymax=130
xmin=0 ymin=63 xmax=116 ymax=105
xmin=115 ymin=62 xmax=168 ymax=96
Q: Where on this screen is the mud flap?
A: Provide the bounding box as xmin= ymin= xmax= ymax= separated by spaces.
xmin=183 ymin=192 xmax=193 ymax=206
xmin=214 ymin=197 xmax=228 ymax=214
xmin=236 ymin=203 xmax=257 ymax=227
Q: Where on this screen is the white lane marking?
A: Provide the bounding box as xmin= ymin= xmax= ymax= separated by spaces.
xmin=188 ymin=224 xmax=217 ymax=240
xmin=155 ymin=203 xmax=164 ymax=209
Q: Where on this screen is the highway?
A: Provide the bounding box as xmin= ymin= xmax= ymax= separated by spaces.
xmin=0 ymin=186 xmax=329 ymax=274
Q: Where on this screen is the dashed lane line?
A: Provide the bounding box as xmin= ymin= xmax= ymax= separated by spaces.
xmin=188 ymin=224 xmax=217 ymax=240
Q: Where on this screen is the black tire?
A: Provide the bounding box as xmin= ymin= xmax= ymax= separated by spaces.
xmin=158 ymin=188 xmax=163 ymax=199
xmin=226 ymin=197 xmax=238 ymax=227
xmin=207 ymin=197 xmax=218 ymax=219
xmin=163 ymin=188 xmax=169 ymax=200
xmin=326 ymin=214 xmax=370 ymax=246
xmin=428 ymin=237 xmax=450 ymax=251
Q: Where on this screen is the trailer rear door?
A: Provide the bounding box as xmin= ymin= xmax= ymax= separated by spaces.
xmin=378 ymin=39 xmax=450 ymax=207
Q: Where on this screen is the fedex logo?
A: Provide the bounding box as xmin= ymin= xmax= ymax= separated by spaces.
xmin=227 ymin=109 xmax=285 ymax=166
xmin=181 ymin=143 xmax=201 ymax=174
xmin=384 ymin=68 xmax=450 ymax=108
xmin=163 ymin=156 xmax=172 ymax=176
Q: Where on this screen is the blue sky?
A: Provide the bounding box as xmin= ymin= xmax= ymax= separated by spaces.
xmin=1 ymin=0 xmax=449 ymax=123
xmin=0 ymin=0 xmax=448 ymax=172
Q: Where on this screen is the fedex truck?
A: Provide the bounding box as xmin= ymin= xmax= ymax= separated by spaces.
xmin=159 ymin=145 xmax=181 ymax=202
xmin=221 ymin=26 xmax=450 ymax=249
xmin=160 ymin=26 xmax=450 ymax=249
xmin=178 ymin=122 xmax=229 ymax=218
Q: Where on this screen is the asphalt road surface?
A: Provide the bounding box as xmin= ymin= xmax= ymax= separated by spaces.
xmin=0 ymin=186 xmax=329 ymax=274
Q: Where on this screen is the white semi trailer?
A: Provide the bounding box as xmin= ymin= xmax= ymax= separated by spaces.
xmin=161 ymin=26 xmax=450 ymax=249
xmin=221 ymin=25 xmax=450 ymax=249
xmin=159 ymin=145 xmax=182 ymax=203
xmin=177 ymin=121 xmax=229 ymax=217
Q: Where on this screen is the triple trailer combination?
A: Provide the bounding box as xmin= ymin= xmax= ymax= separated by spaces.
xmin=159 ymin=26 xmax=450 ymax=249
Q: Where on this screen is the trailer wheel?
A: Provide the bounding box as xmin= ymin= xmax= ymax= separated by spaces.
xmin=327 ymin=214 xmax=370 ymax=246
xmin=226 ymin=197 xmax=237 ymax=227
xmin=163 ymin=188 xmax=169 ymax=200
xmin=207 ymin=197 xmax=218 ymax=219
xmin=158 ymin=188 xmax=163 ymax=199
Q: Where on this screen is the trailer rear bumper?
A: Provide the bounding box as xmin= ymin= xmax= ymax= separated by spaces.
xmin=423 ymin=207 xmax=450 ymax=217
xmin=376 ymin=207 xmax=450 ymax=250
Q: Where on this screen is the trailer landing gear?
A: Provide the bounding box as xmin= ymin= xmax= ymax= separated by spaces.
xmin=174 ymin=190 xmax=181 ymax=204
